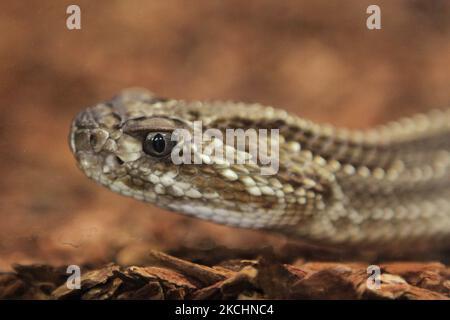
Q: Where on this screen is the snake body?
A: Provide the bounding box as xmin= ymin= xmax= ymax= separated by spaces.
xmin=69 ymin=89 xmax=450 ymax=253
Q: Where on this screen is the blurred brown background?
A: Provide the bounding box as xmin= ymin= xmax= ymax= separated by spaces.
xmin=0 ymin=1 xmax=449 ymax=270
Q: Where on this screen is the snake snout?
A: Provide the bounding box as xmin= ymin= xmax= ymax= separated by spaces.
xmin=69 ymin=128 xmax=107 ymax=179
xmin=69 ymin=108 xmax=103 ymax=154
xmin=74 ymin=108 xmax=99 ymax=129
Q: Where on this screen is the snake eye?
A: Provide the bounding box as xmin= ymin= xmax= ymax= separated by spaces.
xmin=143 ymin=132 xmax=174 ymax=157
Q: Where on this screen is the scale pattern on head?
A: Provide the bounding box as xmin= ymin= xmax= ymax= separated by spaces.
xmin=69 ymin=88 xmax=339 ymax=231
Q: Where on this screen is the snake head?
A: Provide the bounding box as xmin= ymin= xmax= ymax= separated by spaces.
xmin=69 ymin=88 xmax=191 ymax=192
xmin=69 ymin=89 xmax=337 ymax=232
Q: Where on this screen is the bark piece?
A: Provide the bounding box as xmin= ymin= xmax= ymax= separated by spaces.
xmin=1 ymin=249 xmax=449 ymax=300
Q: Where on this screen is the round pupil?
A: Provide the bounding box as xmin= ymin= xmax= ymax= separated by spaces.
xmin=151 ymin=133 xmax=166 ymax=153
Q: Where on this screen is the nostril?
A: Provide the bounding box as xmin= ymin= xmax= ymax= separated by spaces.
xmin=89 ymin=129 xmax=109 ymax=152
xmin=116 ymin=156 xmax=124 ymax=165
xmin=89 ymin=134 xmax=97 ymax=147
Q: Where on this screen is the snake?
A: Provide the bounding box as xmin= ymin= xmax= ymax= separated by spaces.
xmin=69 ymin=88 xmax=450 ymax=254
